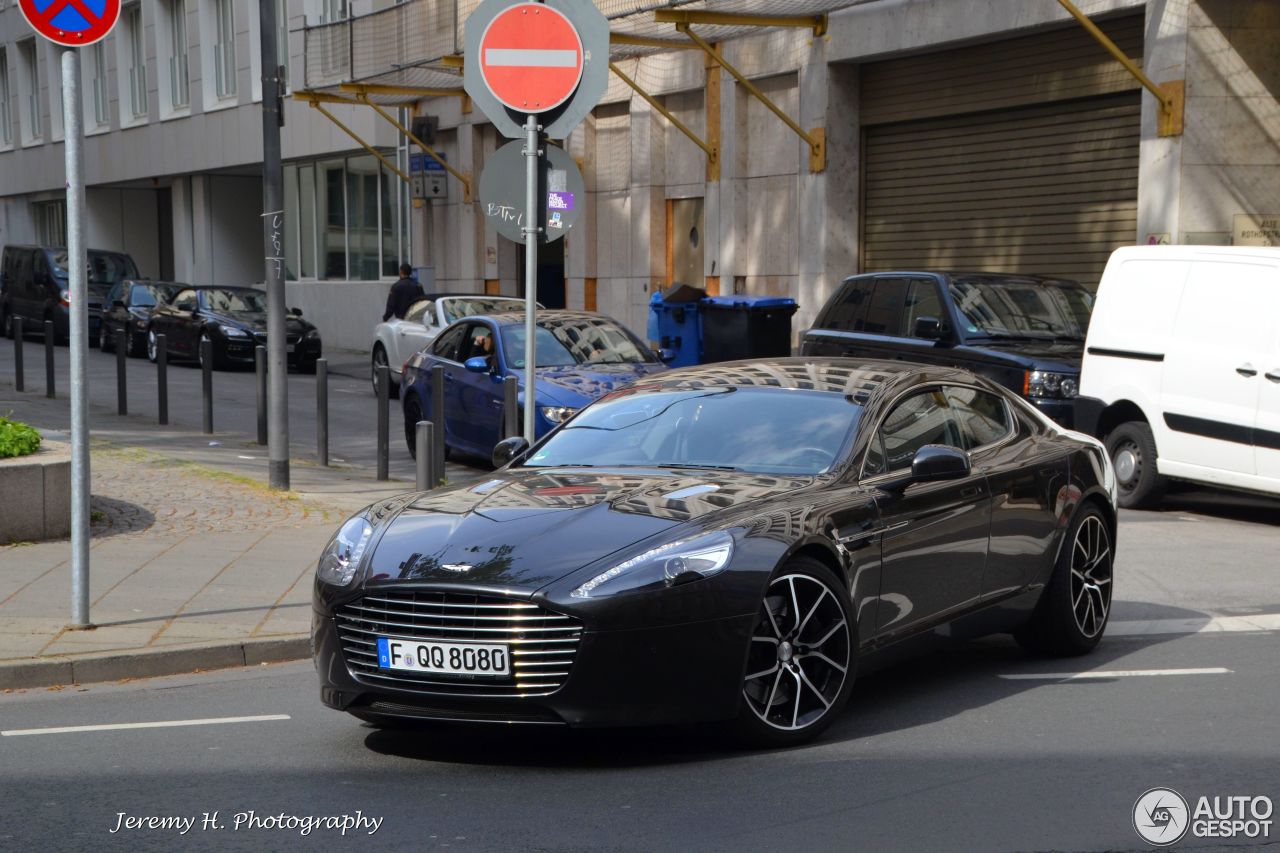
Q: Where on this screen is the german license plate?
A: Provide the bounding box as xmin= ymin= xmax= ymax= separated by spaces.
xmin=376 ymin=637 xmax=510 ymax=676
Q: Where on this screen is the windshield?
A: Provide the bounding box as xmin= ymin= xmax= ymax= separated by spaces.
xmin=50 ymin=251 xmax=140 ymax=284
xmin=523 ymin=387 xmax=861 ymax=475
xmin=131 ymin=284 xmax=178 ymax=307
xmin=442 ymin=297 xmax=527 ymax=322
xmin=202 ymin=289 xmax=267 ymax=313
xmin=501 ymin=317 xmax=655 ymax=368
xmin=949 ymin=280 xmax=1092 ymax=339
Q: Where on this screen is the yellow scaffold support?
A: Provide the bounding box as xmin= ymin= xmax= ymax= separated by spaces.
xmin=1056 ymin=0 xmax=1183 ymax=136
xmin=654 ymin=10 xmax=827 ymax=37
xmin=674 ymin=23 xmax=825 ymax=172
xmin=608 ymin=62 xmax=717 ymax=164
xmin=354 ymin=94 xmax=474 ymax=202
xmin=292 ymin=92 xmax=411 ymax=186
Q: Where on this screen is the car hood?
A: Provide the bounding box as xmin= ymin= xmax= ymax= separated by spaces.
xmin=958 ymin=338 xmax=1083 ymax=369
xmin=206 ymin=311 xmax=314 ymax=335
xmin=364 ymin=467 xmax=813 ymax=590
xmin=531 ymin=363 xmax=668 ymax=406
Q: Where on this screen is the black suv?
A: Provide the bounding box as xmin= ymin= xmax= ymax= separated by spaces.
xmin=801 ymin=272 xmax=1092 ymax=426
xmin=0 ymin=244 xmax=140 ymax=346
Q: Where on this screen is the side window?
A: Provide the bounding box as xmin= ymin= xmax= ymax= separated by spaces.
xmin=862 ymin=433 xmax=888 ymax=478
xmin=818 ymin=279 xmax=873 ymax=332
xmin=946 ymin=386 xmax=1012 ymax=449
xmin=404 ymin=300 xmax=433 ymax=326
xmin=864 ymin=277 xmax=909 ymax=336
xmin=107 ymin=284 xmax=122 ymax=306
xmin=456 ymin=323 xmax=495 ymax=364
xmin=905 ymin=279 xmax=944 ymax=339
xmin=879 ymin=388 xmax=964 ymax=472
xmin=172 ymin=289 xmax=198 ymax=311
xmin=431 ymin=324 xmax=467 ymax=361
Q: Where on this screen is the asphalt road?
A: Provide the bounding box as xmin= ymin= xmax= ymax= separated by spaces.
xmin=0 ymin=333 xmax=483 ymax=479
xmin=3 ymin=491 xmax=1279 ymax=853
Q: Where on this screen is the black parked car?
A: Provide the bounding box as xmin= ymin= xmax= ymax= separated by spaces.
xmin=99 ymin=280 xmax=181 ymax=357
xmin=802 ymin=272 xmax=1093 ymax=426
xmin=0 ymin=244 xmax=139 ymax=346
xmin=147 ymin=286 xmax=322 ymax=371
xmin=313 ymin=358 xmax=1117 ymax=745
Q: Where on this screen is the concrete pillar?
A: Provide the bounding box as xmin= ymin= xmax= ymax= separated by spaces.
xmin=1137 ymin=0 xmax=1189 ymax=244
xmin=564 ymin=121 xmax=593 ymax=309
xmin=188 ymin=175 xmax=214 ymax=285
xmin=717 ymin=65 xmax=744 ymax=293
xmin=796 ymin=38 xmax=829 ymax=340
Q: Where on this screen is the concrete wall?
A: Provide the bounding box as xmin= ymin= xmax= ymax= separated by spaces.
xmin=85 ymin=188 xmax=161 ymax=277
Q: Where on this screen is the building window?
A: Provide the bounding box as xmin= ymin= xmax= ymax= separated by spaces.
xmin=284 ymin=153 xmax=410 ymax=281
xmin=125 ymin=4 xmax=146 ymax=118
xmin=320 ymin=0 xmax=348 ymax=24
xmin=214 ymin=0 xmax=236 ymax=99
xmin=167 ymin=0 xmax=190 ymax=109
xmin=35 ymin=200 xmax=67 ymax=247
xmin=18 ymin=39 xmax=40 ymax=143
xmin=50 ymin=43 xmax=65 ymax=139
xmin=91 ymin=42 xmax=109 ymax=127
xmin=0 ymin=48 xmax=12 ymax=146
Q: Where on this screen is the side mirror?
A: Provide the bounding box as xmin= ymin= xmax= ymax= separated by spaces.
xmin=881 ymin=445 xmax=971 ymax=492
xmin=289 ymin=307 xmax=303 ymax=317
xmin=464 ymin=356 xmax=490 ymax=374
xmin=913 ymin=316 xmax=943 ymax=340
xmin=492 ymin=436 xmax=529 ymax=469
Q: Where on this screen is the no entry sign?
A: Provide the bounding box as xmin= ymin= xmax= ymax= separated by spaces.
xmin=19 ymin=0 xmax=120 ymax=47
xmin=479 ymin=3 xmax=583 ymax=113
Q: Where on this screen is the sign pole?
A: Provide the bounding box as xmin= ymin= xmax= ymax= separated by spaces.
xmin=260 ymin=0 xmax=289 ymax=490
xmin=523 ymin=114 xmax=538 ymax=443
xmin=63 ymin=47 xmax=90 ymax=629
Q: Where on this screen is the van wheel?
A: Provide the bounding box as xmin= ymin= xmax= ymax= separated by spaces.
xmin=1105 ymin=421 xmax=1166 ymax=509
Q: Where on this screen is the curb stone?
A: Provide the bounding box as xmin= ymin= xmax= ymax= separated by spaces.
xmin=0 ymin=635 xmax=311 ymax=690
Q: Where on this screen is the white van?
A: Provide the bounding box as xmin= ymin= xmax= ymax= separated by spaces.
xmin=1076 ymin=245 xmax=1280 ymax=508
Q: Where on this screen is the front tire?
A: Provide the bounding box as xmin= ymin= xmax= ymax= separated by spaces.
xmin=99 ymin=322 xmax=114 ymax=352
xmin=1105 ymin=421 xmax=1166 ymax=509
xmin=372 ymin=344 xmax=400 ymax=399
xmin=1016 ymin=505 xmax=1113 ymax=657
xmin=146 ymin=328 xmax=158 ymax=363
xmin=731 ymin=557 xmax=856 ymax=747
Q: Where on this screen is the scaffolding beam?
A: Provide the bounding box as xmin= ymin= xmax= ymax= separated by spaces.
xmin=339 ymin=82 xmax=466 ymax=101
xmin=610 ymin=32 xmax=700 ymax=51
xmin=609 ymin=62 xmax=716 ymax=162
xmin=358 ymin=94 xmax=472 ymax=201
xmin=1056 ymin=0 xmax=1183 ymax=136
xmin=676 ymin=24 xmax=824 ymax=172
xmin=295 ymin=95 xmax=412 ymax=186
xmin=655 ymin=10 xmax=827 ymax=36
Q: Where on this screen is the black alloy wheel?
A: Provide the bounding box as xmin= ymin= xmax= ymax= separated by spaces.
xmin=372 ymin=344 xmax=399 ymax=399
xmin=1105 ymin=421 xmax=1166 ymax=509
xmin=127 ymin=328 xmax=146 ymax=358
xmin=735 ymin=556 xmax=855 ymax=746
xmin=146 ymin=328 xmax=158 ymax=363
xmin=1016 ymin=505 xmax=1113 ymax=656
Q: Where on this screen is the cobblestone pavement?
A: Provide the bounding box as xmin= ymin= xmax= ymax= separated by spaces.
xmin=87 ymin=444 xmax=336 ymax=538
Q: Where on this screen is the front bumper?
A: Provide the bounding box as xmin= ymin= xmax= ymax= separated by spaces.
xmin=223 ymin=336 xmax=322 ymax=365
xmin=313 ymin=597 xmax=754 ymax=728
xmin=1029 ymin=396 xmax=1074 ymax=428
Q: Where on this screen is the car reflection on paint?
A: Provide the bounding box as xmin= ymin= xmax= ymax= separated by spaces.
xmin=313 ymin=358 xmax=1117 ymax=746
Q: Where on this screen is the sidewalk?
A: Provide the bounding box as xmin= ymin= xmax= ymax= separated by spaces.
xmin=0 ymin=366 xmax=488 ymax=691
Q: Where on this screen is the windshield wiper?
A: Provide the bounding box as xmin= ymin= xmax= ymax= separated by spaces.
xmin=660 ymin=463 xmax=741 ymax=471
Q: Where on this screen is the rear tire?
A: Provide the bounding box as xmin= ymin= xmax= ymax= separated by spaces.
xmin=730 ymin=556 xmax=856 ymax=748
xmin=371 ymin=344 xmax=400 ymax=399
xmin=1105 ymin=421 xmax=1166 ymax=509
xmin=1015 ymin=505 xmax=1113 ymax=657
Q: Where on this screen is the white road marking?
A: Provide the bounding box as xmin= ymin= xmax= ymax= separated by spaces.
xmin=999 ymin=667 xmax=1231 ymax=681
xmin=1108 ymin=613 xmax=1280 ymax=636
xmin=1 ymin=714 xmax=290 ymax=737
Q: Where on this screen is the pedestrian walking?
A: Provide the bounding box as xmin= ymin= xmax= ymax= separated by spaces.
xmin=383 ymin=264 xmax=425 ymax=321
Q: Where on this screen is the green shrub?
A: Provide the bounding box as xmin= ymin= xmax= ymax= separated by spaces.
xmin=0 ymin=417 xmax=42 ymax=459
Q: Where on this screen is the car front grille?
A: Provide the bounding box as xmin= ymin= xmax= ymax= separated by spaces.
xmin=335 ymin=590 xmax=582 ymax=699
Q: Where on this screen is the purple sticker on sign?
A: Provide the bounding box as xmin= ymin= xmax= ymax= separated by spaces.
xmin=548 ymin=191 xmax=575 ymax=212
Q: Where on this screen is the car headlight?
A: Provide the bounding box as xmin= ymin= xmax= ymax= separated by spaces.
xmin=219 ymin=324 xmax=249 ymax=338
xmin=541 ymin=406 xmax=578 ymax=424
xmin=316 ymin=515 xmax=374 ymax=587
xmin=570 ymin=531 xmax=734 ymax=599
xmin=305 ymin=328 xmax=320 ymax=339
xmin=1027 ymin=370 xmax=1079 ymax=400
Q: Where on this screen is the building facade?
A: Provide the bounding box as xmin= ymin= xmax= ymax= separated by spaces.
xmin=3 ymin=0 xmax=1277 ymax=351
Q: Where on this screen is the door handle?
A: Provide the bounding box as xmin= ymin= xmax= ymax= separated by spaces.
xmin=1236 ymin=364 xmax=1257 ymax=377
xmin=960 ymin=486 xmax=982 ymax=498
xmin=1266 ymin=370 xmax=1280 ymax=383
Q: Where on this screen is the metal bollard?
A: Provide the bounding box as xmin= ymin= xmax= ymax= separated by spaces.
xmin=431 ymin=364 xmax=446 ymax=482
xmin=416 ymin=421 xmax=434 ymax=491
xmin=115 ymin=328 xmax=127 ymax=414
xmin=255 ymin=345 xmax=267 ymax=445
xmin=503 ymin=375 xmax=518 ymax=439
xmin=200 ymin=338 xmax=213 ymax=434
xmin=316 ymin=358 xmax=328 ymax=467
xmin=376 ymin=364 xmax=390 ymax=481
xmin=12 ymin=316 xmax=23 ymax=392
xmin=45 ymin=320 xmax=56 ymax=399
xmin=156 ymin=333 xmax=169 ymax=425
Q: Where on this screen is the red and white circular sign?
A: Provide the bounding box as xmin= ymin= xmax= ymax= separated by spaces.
xmin=479 ymin=3 xmax=584 ymax=113
xmin=19 ymin=0 xmax=120 ymax=47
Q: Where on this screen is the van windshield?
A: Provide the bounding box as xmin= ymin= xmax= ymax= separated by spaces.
xmin=949 ymin=279 xmax=1092 ymax=340
xmin=50 ymin=251 xmax=140 ymax=284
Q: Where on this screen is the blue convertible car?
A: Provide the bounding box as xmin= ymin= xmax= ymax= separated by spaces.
xmin=400 ymin=310 xmax=668 ymax=459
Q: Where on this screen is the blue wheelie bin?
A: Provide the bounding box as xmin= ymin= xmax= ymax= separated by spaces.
xmin=647 ymin=290 xmax=704 ymax=367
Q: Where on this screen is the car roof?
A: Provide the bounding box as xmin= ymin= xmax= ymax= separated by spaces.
xmin=635 ymin=357 xmax=984 ymax=400
xmin=845 ymin=270 xmax=1082 ymax=288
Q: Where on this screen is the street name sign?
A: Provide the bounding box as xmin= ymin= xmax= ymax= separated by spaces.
xmin=19 ymin=0 xmax=120 ymax=47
